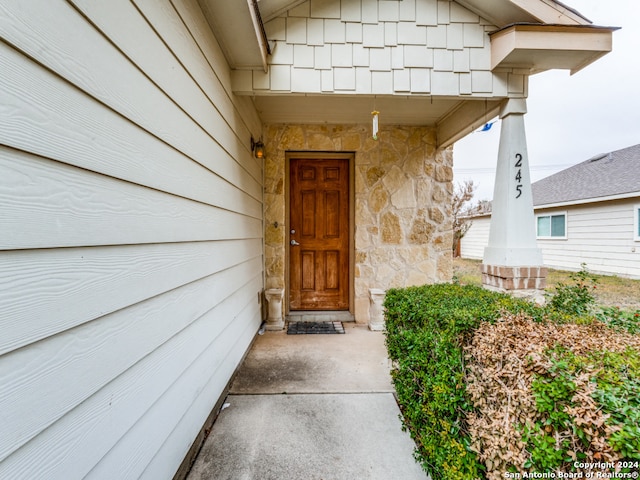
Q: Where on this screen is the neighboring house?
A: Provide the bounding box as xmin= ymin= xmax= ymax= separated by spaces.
xmin=461 ymin=144 xmax=640 ymax=278
xmin=0 ymin=1 xmax=613 ymax=478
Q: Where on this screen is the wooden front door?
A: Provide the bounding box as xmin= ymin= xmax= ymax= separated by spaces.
xmin=289 ymin=157 xmax=350 ymax=310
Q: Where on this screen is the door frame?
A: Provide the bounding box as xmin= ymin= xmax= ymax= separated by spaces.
xmin=285 ymin=151 xmax=355 ymax=315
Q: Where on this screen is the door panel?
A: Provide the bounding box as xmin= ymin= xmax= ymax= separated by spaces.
xmin=290 ymin=158 xmax=349 ymax=310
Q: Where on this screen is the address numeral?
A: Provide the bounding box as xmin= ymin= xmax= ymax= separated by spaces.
xmin=515 ymin=153 xmax=523 ymax=199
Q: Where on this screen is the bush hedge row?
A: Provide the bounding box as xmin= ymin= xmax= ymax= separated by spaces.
xmin=383 ymin=282 xmax=640 ymax=479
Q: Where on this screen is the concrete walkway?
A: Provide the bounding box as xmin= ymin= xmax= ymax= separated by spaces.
xmin=186 ymin=323 xmax=429 ymax=480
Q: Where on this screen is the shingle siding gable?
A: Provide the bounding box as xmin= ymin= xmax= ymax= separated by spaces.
xmin=252 ymin=0 xmax=527 ymax=97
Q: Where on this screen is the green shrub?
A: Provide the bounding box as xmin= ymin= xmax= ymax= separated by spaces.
xmin=592 ymin=349 xmax=640 ymax=460
xmin=596 ymin=306 xmax=640 ymax=334
xmin=527 ymin=347 xmax=640 ymax=466
xmin=384 ymin=284 xmax=538 ymax=480
xmin=385 ymin=281 xmax=640 ymax=479
xmin=548 ymin=264 xmax=598 ymax=316
xmin=524 ymin=348 xmax=584 ymax=471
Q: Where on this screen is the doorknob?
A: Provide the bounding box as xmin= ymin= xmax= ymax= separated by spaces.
xmin=290 ymin=239 xmax=300 ymax=246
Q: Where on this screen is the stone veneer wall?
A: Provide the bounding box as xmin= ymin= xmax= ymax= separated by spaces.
xmin=264 ymin=124 xmax=453 ymax=323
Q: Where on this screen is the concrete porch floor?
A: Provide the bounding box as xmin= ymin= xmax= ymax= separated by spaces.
xmin=186 ymin=323 xmax=429 ymax=480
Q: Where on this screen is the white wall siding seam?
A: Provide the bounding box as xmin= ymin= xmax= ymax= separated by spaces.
xmin=0 ymin=261 xmax=262 ymax=465
xmin=0 ymin=1 xmax=262 ymax=192
xmin=80 ymin=0 xmax=263 ymax=185
xmin=83 ymin=279 xmax=263 ymax=479
xmin=137 ymin=0 xmax=261 ymax=170
xmin=0 ymin=274 xmax=262 ymax=479
xmin=139 ymin=308 xmax=261 ymax=479
xmin=0 ymin=50 xmax=262 ymax=208
xmin=1 ymin=242 xmax=262 ymax=356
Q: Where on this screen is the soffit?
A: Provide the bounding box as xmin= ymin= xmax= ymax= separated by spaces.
xmin=198 ymin=0 xmax=267 ymax=70
xmin=455 ymin=0 xmax=589 ymax=26
xmin=491 ymin=24 xmax=618 ymax=75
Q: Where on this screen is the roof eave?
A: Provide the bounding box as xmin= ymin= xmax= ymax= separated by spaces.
xmin=456 ymin=0 xmax=590 ymax=28
xmin=535 ymin=191 xmax=640 ymax=210
xmin=199 ymin=0 xmax=269 ymax=72
xmin=490 ymin=23 xmax=619 ymax=75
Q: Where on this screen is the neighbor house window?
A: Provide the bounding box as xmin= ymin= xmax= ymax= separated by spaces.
xmin=536 ymin=213 xmax=566 ymax=239
xmin=635 ymin=205 xmax=640 ymax=241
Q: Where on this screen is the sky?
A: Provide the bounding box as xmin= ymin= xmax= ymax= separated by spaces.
xmin=453 ymin=0 xmax=640 ymax=202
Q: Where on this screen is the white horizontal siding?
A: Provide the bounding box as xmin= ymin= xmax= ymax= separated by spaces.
xmin=0 ymin=261 xmax=261 ymax=467
xmin=459 ymin=200 xmax=640 ymax=278
xmin=0 ymin=0 xmax=261 ymax=189
xmin=538 ymin=202 xmax=640 ymax=278
xmin=0 ymin=42 xmax=261 ymax=218
xmin=1 ymin=241 xmax=261 ymax=359
xmin=0 ymin=0 xmax=263 ymax=478
xmin=0 ymin=270 xmax=262 ymax=480
xmin=97 ymin=295 xmax=260 ymax=480
xmin=1 ymin=147 xmax=262 ymax=250
xmin=459 ymin=216 xmax=490 ymax=260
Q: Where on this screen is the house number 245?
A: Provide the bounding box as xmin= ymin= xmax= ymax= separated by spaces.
xmin=514 ymin=153 xmax=523 ymax=199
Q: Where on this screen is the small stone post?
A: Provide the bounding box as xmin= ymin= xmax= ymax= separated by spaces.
xmin=264 ymin=288 xmax=284 ymax=331
xmin=368 ymin=288 xmax=386 ymax=331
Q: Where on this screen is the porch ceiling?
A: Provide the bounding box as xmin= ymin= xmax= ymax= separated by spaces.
xmin=254 ymin=95 xmax=453 ymax=125
xmin=253 ymin=95 xmax=503 ymax=148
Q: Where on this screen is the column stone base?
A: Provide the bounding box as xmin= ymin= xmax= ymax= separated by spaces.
xmin=481 ymin=264 xmax=548 ymax=304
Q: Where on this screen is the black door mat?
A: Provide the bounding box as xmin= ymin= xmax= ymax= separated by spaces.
xmin=287 ymin=321 xmax=345 ymax=335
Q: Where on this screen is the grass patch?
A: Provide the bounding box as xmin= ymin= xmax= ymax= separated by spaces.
xmin=454 ymin=258 xmax=640 ymax=310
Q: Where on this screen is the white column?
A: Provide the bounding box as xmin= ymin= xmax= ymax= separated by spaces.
xmin=484 ymin=99 xmax=543 ymax=267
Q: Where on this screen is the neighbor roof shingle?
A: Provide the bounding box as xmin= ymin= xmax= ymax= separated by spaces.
xmin=532 ymin=143 xmax=640 ymax=206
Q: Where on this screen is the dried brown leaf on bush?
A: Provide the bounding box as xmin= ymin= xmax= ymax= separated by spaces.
xmin=464 ymin=313 xmax=638 ymax=478
xmin=465 ymin=314 xmax=542 ymax=480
